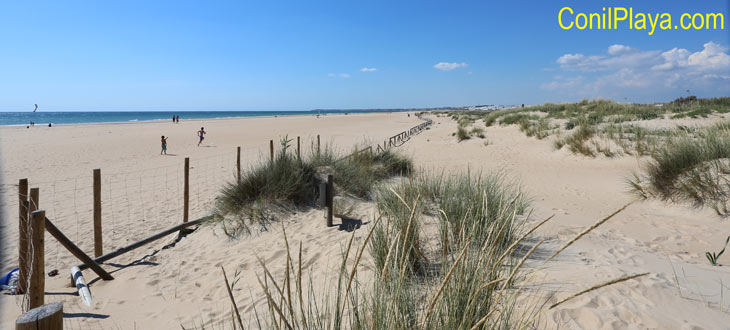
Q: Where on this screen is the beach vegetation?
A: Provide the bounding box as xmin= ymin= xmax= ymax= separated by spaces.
xmin=212 ymin=138 xmax=413 ymax=236
xmin=456 ymin=126 xmax=470 ymax=141
xmin=446 ymin=97 xmax=730 ymax=158
xmin=629 ymin=121 xmax=730 ymax=215
xmin=706 ymin=236 xmax=730 ymax=266
xmin=201 ymin=170 xmax=644 ymax=330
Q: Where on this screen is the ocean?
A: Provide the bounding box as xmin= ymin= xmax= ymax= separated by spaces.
xmin=0 ymin=109 xmax=410 ymax=126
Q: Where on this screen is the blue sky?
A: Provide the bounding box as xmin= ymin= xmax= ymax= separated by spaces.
xmin=0 ymin=0 xmax=728 ymax=111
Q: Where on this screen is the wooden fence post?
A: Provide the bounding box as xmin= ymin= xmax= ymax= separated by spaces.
xmin=297 ymin=136 xmax=301 ymax=158
xmin=184 ymin=157 xmax=189 ymax=223
xmin=15 ymin=302 xmax=63 ymax=330
xmin=236 ymin=147 xmax=241 ymax=182
xmin=45 ymin=217 xmax=114 ymax=280
xmin=317 ymin=135 xmax=321 ymax=155
xmin=93 ymin=169 xmax=102 ymax=258
xmin=326 ymin=174 xmax=333 ymax=227
xmin=29 ymin=209 xmax=46 ymax=310
xmin=18 ymin=179 xmax=29 ymax=294
xmin=29 ymin=187 xmax=39 ymax=290
xmin=270 ymin=140 xmax=274 ymax=162
xmin=29 ymin=188 xmax=39 ymax=217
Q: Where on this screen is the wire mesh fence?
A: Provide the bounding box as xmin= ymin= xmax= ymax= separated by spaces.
xmin=1 ymin=115 xmax=434 ymax=321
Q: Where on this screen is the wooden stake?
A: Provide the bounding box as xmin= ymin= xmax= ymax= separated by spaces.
xmin=183 ymin=157 xmax=189 ymax=223
xmin=326 ymin=174 xmax=334 ymax=227
xmin=28 ymin=187 xmax=40 ymax=292
xmin=297 ymin=136 xmax=301 ymax=158
xmin=44 ymin=217 xmax=113 ymax=280
xmin=78 ymin=216 xmax=209 ymax=271
xmin=319 ymin=182 xmax=327 ymax=208
xmin=93 ymin=168 xmax=102 ymax=258
xmin=236 ymin=146 xmax=241 ymax=182
xmin=18 ymin=179 xmax=29 ymax=294
xmin=270 ymin=139 xmax=274 ymax=162
xmin=29 ymin=188 xmax=39 ymax=214
xmin=29 ymin=209 xmax=45 ymax=310
xmin=15 ymin=302 xmax=63 ymax=330
xmin=317 ymin=135 xmax=321 ymax=155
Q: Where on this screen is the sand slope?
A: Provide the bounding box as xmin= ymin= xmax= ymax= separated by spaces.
xmin=2 ymin=112 xmax=730 ymax=329
xmin=400 ymin=117 xmax=730 ymax=330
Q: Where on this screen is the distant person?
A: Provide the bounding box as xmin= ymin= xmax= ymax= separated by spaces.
xmin=197 ymin=127 xmax=206 ymax=146
xmin=161 ymin=136 xmax=168 ymax=155
xmin=176 ymin=115 xmax=179 ymax=123
xmin=48 ymin=123 xmax=52 ymax=127
xmin=172 ymin=115 xmax=176 ymax=123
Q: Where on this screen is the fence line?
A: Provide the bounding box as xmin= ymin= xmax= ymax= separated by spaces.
xmin=6 ymin=115 xmax=434 ymax=315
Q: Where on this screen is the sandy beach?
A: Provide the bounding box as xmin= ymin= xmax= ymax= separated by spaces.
xmin=2 ymin=112 xmax=730 ymax=329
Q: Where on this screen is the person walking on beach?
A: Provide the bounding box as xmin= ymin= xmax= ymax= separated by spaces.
xmin=197 ymin=127 xmax=206 ymax=146
xmin=172 ymin=115 xmax=176 ymax=123
xmin=161 ymin=135 xmax=169 ymax=155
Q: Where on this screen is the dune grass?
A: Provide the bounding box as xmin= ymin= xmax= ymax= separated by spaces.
xmin=205 ymin=172 xmax=642 ymax=330
xmin=629 ymin=122 xmax=730 ymax=215
xmin=457 ymin=126 xmax=470 ymax=141
xmin=212 ymin=138 xmax=413 ymax=236
xmin=240 ymin=171 xmax=537 ymax=329
xmin=554 ymin=124 xmax=595 ymax=156
xmin=446 ymin=97 xmax=730 ymax=157
xmin=455 ymin=123 xmax=486 ymax=141
xmin=193 ymin=165 xmax=649 ymax=330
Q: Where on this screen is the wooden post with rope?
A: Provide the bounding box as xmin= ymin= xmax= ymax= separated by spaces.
xmin=93 ymin=168 xmax=103 ymax=257
xmin=29 ymin=188 xmax=39 ymax=219
xmin=18 ymin=179 xmax=29 ymax=294
xmin=29 ymin=209 xmax=46 ymax=309
xmin=183 ymin=157 xmax=189 ymax=223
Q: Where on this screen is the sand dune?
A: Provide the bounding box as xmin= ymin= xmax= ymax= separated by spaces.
xmin=2 ymin=112 xmax=730 ymax=329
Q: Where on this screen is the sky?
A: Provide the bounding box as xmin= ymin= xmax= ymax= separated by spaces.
xmin=0 ymin=0 xmax=728 ymax=111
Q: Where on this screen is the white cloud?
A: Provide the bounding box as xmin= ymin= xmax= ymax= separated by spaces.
xmin=652 ymin=42 xmax=729 ymax=72
xmin=608 ymin=44 xmax=633 ymax=55
xmin=361 ymin=67 xmax=377 ymax=72
xmin=434 ymin=62 xmax=468 ymax=71
xmin=328 ymin=73 xmax=350 ymax=78
xmin=543 ymin=41 xmax=730 ymax=98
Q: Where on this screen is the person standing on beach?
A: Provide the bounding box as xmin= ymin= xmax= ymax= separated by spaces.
xmin=172 ymin=115 xmax=176 ymax=123
xmin=197 ymin=127 xmax=206 ymax=146
xmin=161 ymin=136 xmax=169 ymax=155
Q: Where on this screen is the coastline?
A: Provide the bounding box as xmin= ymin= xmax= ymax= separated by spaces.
xmin=0 ymin=110 xmax=416 ymax=127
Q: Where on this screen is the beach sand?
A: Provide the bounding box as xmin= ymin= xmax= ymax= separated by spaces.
xmin=2 ymin=112 xmax=730 ymax=329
